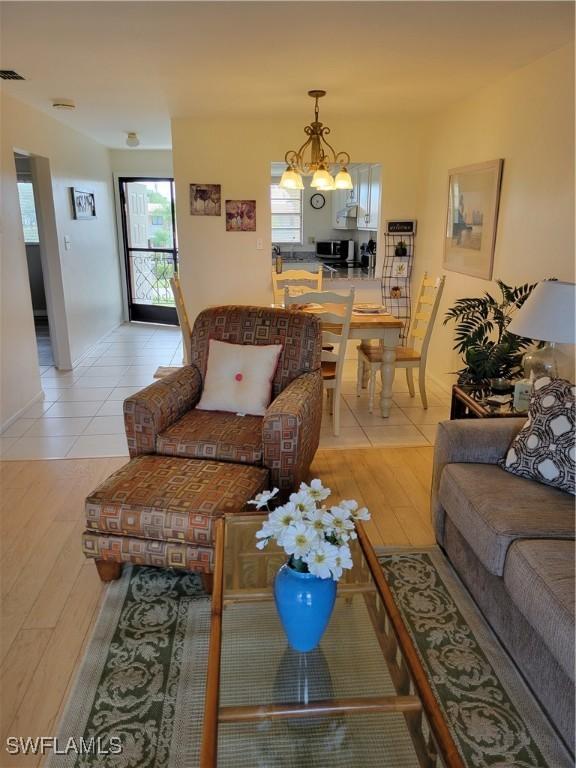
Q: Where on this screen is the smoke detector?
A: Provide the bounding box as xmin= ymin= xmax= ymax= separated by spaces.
xmin=126 ymin=132 xmax=140 ymax=148
xmin=52 ymin=99 xmax=76 ymax=110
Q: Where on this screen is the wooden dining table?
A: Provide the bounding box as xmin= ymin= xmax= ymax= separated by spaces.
xmin=328 ymin=309 xmax=403 ymax=418
xmin=283 ymin=303 xmax=404 ymax=418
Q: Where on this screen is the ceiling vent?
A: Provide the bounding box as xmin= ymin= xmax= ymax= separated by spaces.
xmin=0 ymin=70 xmax=25 ymax=80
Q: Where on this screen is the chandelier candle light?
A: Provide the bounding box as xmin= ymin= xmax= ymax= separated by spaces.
xmin=280 ymin=90 xmax=353 ymax=192
xmin=251 ymin=479 xmax=370 ymax=652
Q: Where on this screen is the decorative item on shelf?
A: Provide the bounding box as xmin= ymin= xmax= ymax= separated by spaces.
xmin=190 ymin=183 xmax=221 ymax=216
xmin=507 ymin=279 xmax=575 ymax=380
xmin=279 ymin=90 xmax=353 ymax=192
xmin=513 ymin=378 xmax=532 ymax=413
xmin=70 ymin=188 xmax=96 ymax=219
xmin=251 ymin=479 xmax=370 ymax=652
xmin=443 ymin=279 xmax=539 ymax=386
xmin=443 ymin=159 xmax=504 ymax=280
xmin=225 ymin=200 xmax=256 ymax=231
xmin=390 ymin=286 xmax=402 ymax=299
xmin=394 ymin=240 xmax=408 ymax=257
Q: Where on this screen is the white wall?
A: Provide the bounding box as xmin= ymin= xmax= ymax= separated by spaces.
xmin=172 ymin=115 xmax=425 ymax=322
xmin=416 ymin=44 xmax=575 ymax=388
xmin=109 ymin=149 xmax=173 ymax=178
xmin=1 ymin=92 xmax=123 ymax=427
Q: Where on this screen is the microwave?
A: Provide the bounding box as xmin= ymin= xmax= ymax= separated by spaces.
xmin=316 ymin=240 xmax=355 ymax=262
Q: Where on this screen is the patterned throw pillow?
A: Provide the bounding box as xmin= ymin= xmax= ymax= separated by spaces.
xmin=500 ymin=377 xmax=575 ymax=494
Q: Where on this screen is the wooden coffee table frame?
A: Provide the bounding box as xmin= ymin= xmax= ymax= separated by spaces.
xmin=200 ymin=517 xmax=464 ymax=768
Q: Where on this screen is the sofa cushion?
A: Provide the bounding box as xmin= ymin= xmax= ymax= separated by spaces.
xmin=439 ymin=463 xmax=574 ymax=576
xmin=157 ymin=409 xmax=263 ymax=465
xmin=85 ymin=454 xmax=268 ymax=546
xmin=500 ymin=377 xmax=575 ymax=494
xmin=504 ymin=539 xmax=575 ymax=681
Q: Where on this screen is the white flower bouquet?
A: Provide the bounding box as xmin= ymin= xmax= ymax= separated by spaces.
xmin=250 ymin=479 xmax=370 ymax=581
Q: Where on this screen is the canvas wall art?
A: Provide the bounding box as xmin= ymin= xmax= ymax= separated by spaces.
xmin=190 ymin=184 xmax=221 ymax=216
xmin=71 ymin=188 xmax=96 ymax=219
xmin=225 ymin=200 xmax=256 ymax=232
xmin=443 ymin=159 xmax=503 ymax=280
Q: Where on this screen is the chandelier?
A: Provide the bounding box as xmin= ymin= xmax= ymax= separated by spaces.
xmin=280 ymin=90 xmax=353 ymax=192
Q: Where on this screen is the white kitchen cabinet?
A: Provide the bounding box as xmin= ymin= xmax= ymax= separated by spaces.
xmin=356 ymin=165 xmax=370 ymax=228
xmin=345 ymin=166 xmax=359 ymax=206
xmin=366 ymin=164 xmax=380 ymax=230
xmin=357 ymin=164 xmax=381 ymax=231
xmin=331 ymin=188 xmax=349 ymax=229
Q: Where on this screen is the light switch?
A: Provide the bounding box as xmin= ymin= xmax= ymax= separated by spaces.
xmin=256 ymin=238 xmax=263 ymax=250
xmin=64 ymin=235 xmax=71 ymax=250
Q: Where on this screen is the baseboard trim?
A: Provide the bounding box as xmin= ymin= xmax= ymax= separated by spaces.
xmin=1 ymin=390 xmax=44 ymax=433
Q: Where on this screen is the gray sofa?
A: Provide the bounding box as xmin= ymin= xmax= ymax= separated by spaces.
xmin=432 ymin=418 xmax=575 ymax=753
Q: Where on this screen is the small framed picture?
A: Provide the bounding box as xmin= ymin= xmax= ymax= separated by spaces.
xmin=190 ymin=183 xmax=221 ymax=216
xmin=225 ymin=200 xmax=256 ymax=232
xmin=391 ymin=260 xmax=408 ymax=278
xmin=71 ymin=188 xmax=96 ymax=219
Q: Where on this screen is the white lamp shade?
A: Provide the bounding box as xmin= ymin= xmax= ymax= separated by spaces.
xmin=311 ymin=169 xmax=335 ymax=189
xmin=508 ymin=280 xmax=576 ymax=343
xmin=334 ymin=169 xmax=353 ymax=190
xmin=279 ymin=168 xmax=304 ymax=190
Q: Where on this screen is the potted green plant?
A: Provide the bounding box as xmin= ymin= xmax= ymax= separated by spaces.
xmin=394 ymin=240 xmax=408 ymax=257
xmin=443 ymin=280 xmax=539 ymax=386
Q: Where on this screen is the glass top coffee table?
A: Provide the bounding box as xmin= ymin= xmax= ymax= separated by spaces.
xmin=200 ymin=515 xmax=463 ymax=768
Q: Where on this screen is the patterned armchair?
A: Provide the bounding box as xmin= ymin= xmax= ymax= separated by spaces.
xmin=124 ymin=305 xmax=323 ymax=493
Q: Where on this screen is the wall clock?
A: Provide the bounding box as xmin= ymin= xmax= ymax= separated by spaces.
xmin=310 ymin=193 xmax=325 ymax=210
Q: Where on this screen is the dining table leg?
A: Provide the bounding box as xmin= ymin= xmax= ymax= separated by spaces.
xmin=379 ymin=344 xmax=397 ymax=418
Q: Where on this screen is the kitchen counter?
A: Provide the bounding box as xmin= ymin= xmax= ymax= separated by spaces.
xmin=273 ymin=253 xmax=376 ymax=280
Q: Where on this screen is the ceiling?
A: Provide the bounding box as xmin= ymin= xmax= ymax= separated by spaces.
xmin=1 ymin=1 xmax=573 ymax=149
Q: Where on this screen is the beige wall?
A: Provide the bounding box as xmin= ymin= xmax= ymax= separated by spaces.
xmin=171 ymin=116 xmax=425 ymax=322
xmin=109 ymin=149 xmax=173 ymax=178
xmin=1 ymin=92 xmax=123 ymax=427
xmin=416 ymin=44 xmax=575 ymax=387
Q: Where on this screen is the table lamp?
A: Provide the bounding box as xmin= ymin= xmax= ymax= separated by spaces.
xmin=507 ymin=280 xmax=575 ymax=379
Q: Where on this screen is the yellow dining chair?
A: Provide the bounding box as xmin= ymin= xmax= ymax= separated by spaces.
xmin=356 ymin=274 xmax=445 ymax=411
xmin=272 ymin=269 xmax=323 ymax=305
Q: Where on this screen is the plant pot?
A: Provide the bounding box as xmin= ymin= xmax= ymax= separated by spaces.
xmin=394 ymin=242 xmax=407 ymax=257
xmin=273 ymin=563 xmax=337 ymax=652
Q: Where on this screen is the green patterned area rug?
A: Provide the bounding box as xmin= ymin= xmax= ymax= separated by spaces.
xmin=46 ymin=555 xmax=571 ymax=768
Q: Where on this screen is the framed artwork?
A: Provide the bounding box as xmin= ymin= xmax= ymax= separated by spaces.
xmin=225 ymin=200 xmax=256 ymax=232
xmin=190 ymin=183 xmax=221 ymax=216
xmin=391 ymin=260 xmax=408 ymax=278
xmin=71 ymin=188 xmax=96 ymax=219
xmin=443 ymin=159 xmax=503 ymax=280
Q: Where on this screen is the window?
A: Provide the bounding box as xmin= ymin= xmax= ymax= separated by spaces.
xmin=17 ymin=182 xmax=39 ymax=244
xmin=150 ymin=215 xmax=164 ymax=226
xmin=270 ymin=183 xmax=302 ymax=244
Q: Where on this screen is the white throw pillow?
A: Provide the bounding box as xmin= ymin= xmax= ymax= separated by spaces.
xmin=196 ymin=339 xmax=283 ymax=416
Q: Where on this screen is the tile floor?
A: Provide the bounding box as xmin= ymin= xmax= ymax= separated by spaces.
xmin=1 ymin=322 xmax=452 ymax=460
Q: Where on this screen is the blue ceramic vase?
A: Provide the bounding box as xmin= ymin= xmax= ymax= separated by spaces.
xmin=273 ymin=563 xmax=337 ymax=652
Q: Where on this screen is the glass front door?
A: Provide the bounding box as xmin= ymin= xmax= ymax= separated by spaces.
xmin=119 ymin=177 xmax=178 ymax=324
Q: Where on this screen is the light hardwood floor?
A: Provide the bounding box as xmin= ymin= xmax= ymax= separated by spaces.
xmin=0 ymin=448 xmax=435 ymax=766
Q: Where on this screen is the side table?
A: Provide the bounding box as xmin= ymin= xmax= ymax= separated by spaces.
xmin=450 ymin=384 xmax=525 ymax=419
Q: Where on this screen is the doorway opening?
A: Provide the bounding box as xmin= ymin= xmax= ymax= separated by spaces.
xmin=119 ymin=177 xmax=178 ymax=325
xmin=14 ymin=153 xmax=54 ymax=367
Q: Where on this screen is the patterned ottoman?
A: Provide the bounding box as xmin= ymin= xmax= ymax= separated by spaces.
xmin=82 ymin=455 xmax=268 ymax=592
